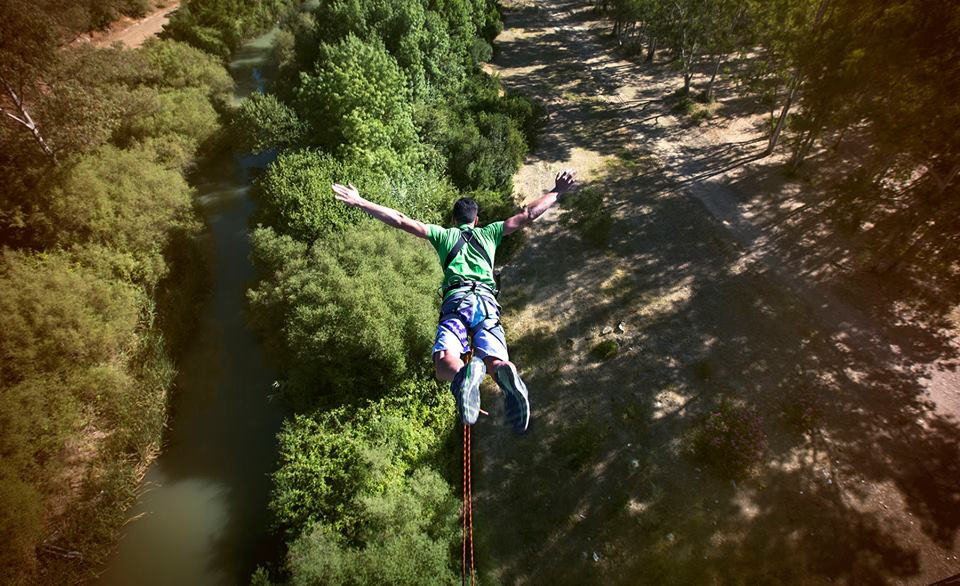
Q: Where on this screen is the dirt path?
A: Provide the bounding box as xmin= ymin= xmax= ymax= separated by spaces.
xmin=474 ymin=1 xmax=960 ymax=584
xmin=83 ymin=2 xmax=181 ymax=49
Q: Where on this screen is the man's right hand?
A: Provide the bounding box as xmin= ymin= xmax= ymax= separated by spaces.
xmin=332 ymin=183 xmax=365 ymax=207
xmin=552 ymin=169 xmax=577 ymax=195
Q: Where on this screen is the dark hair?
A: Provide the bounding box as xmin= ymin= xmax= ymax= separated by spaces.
xmin=452 ymin=197 xmax=479 ymax=225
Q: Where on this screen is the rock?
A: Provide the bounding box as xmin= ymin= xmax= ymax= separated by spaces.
xmin=602 ymin=326 xmax=614 ymax=335
xmin=631 ymin=459 xmax=640 ymax=469
xmin=592 ymin=551 xmax=601 ymax=562
xmin=617 ymin=321 xmax=626 ymax=333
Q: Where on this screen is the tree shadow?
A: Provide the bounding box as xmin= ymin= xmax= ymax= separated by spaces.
xmin=473 ymin=5 xmax=960 ymax=574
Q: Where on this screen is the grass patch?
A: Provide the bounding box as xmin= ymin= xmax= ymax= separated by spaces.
xmin=589 ymin=339 xmax=620 ymax=361
xmin=560 ymin=187 xmax=613 ymax=247
xmin=551 ymin=419 xmax=609 ymax=471
xmin=512 ymin=327 xmax=561 ymax=370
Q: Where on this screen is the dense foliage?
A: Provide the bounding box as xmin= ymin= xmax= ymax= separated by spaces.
xmin=241 ymin=0 xmax=541 ymax=582
xmin=0 ymin=19 xmax=233 ymax=582
xmin=248 ymin=225 xmax=442 ymax=405
xmin=162 ymin=0 xmax=298 ymax=58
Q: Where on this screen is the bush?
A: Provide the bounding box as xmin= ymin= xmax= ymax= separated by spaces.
xmin=38 ymin=145 xmax=196 ymax=288
xmin=295 ymin=35 xmax=420 ymax=165
xmin=691 ymin=399 xmax=767 ymax=479
xmin=269 ymin=381 xmax=453 ymax=537
xmin=560 ymin=187 xmax=613 ymax=247
xmin=248 ymin=225 xmax=442 ymax=401
xmin=0 ymin=466 xmax=44 ymax=577
xmin=306 ymin=0 xmax=469 ymax=100
xmin=589 ymin=339 xmax=620 ymax=361
xmin=285 ymin=469 xmax=459 ymax=586
xmin=439 ymin=111 xmax=526 ymax=193
xmin=139 ymin=39 xmax=234 ymax=104
xmin=0 ymin=249 xmax=151 ymax=577
xmin=119 ymin=88 xmax=221 ymax=155
xmin=253 ymin=149 xmax=454 ymax=242
xmin=232 ymin=92 xmax=305 ymax=153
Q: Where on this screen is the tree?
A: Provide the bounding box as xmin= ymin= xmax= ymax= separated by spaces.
xmin=295 ymin=35 xmax=421 ymax=166
xmin=0 ymin=0 xmax=62 ymax=161
xmin=232 ymin=92 xmax=305 ymax=153
xmin=247 ymin=225 xmax=442 ymax=399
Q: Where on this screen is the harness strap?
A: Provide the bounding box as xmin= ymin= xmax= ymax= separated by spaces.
xmin=443 ymin=229 xmax=494 ymax=272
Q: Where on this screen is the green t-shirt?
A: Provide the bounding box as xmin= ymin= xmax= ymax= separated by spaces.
xmin=426 ymin=221 xmax=504 ymax=294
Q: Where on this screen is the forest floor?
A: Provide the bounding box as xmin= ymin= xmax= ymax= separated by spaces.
xmin=474 ymin=0 xmax=960 ymax=584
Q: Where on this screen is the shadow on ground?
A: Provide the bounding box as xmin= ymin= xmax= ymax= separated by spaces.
xmin=471 ymin=2 xmax=960 ymax=584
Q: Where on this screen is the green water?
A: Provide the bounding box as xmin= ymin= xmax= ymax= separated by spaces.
xmin=97 ymin=28 xmax=286 ymax=586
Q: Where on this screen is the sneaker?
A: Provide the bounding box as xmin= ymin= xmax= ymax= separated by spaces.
xmin=495 ymin=363 xmax=529 ymax=433
xmin=451 ymin=357 xmax=485 ymax=425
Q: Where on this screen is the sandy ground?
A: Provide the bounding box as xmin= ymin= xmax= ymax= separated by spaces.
xmin=471 ymin=1 xmax=960 ymax=584
xmin=74 ymin=2 xmax=181 ymax=49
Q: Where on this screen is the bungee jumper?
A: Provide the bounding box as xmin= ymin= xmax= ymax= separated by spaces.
xmin=332 ymin=170 xmax=577 ymax=432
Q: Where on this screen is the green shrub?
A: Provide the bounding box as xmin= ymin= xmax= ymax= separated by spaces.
xmin=306 ymin=0 xmax=469 ymax=100
xmin=139 ymin=38 xmax=234 ymax=104
xmin=0 ymin=466 xmax=44 ymax=577
xmin=232 ymin=92 xmax=305 ymax=153
xmin=38 ymin=145 xmax=196 ymax=288
xmin=295 ymin=35 xmax=420 ymax=165
xmin=253 ymin=149 xmax=454 ymax=242
xmin=691 ymin=399 xmax=767 ymax=479
xmin=162 ymin=0 xmax=297 ymax=57
xmin=589 ymin=339 xmax=620 ymax=361
xmin=442 ymin=111 xmax=526 ymax=193
xmin=120 ymin=88 xmax=221 ymax=155
xmin=285 ymin=469 xmax=459 ymax=586
xmin=269 ymin=381 xmax=453 ymax=537
xmin=0 ymin=250 xmax=151 ymax=577
xmin=248 ymin=225 xmax=442 ymax=401
xmin=560 ymin=187 xmax=613 ymax=247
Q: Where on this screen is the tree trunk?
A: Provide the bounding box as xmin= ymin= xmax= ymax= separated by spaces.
xmin=705 ymin=55 xmax=723 ymax=102
xmin=764 ymin=0 xmax=830 ymax=157
xmin=0 ymin=74 xmax=56 ymax=164
xmin=790 ymin=116 xmax=821 ymax=170
xmin=646 ymin=37 xmax=657 ymax=62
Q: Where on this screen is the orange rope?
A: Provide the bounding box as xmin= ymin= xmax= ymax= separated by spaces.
xmin=468 ymin=425 xmax=475 ymax=585
xmin=462 ymin=424 xmax=476 ymax=585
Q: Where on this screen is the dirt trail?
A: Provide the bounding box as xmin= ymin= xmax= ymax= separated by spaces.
xmin=474 ymin=1 xmax=960 ymax=584
xmin=78 ymin=2 xmax=181 ymax=49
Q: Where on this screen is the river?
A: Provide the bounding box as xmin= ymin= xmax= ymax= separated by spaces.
xmin=98 ymin=28 xmax=286 ymax=586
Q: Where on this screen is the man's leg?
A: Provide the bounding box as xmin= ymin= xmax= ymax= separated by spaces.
xmin=433 ymin=317 xmax=484 ymax=425
xmin=435 ymin=350 xmax=464 ymax=382
xmin=475 ymin=325 xmax=529 ymax=434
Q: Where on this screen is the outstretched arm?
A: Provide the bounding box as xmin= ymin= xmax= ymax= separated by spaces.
xmin=332 ymin=183 xmax=429 ymax=239
xmin=503 ymin=169 xmax=576 ymax=235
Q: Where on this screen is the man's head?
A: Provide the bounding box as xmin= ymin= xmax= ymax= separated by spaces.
xmin=452 ymin=197 xmax=479 ymax=226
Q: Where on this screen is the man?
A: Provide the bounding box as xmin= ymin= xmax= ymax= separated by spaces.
xmin=332 ymin=170 xmax=576 ymax=432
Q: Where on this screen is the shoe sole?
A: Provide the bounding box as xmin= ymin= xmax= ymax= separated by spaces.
xmin=457 ymin=359 xmax=485 ymax=425
xmin=496 ymin=364 xmax=529 ymax=433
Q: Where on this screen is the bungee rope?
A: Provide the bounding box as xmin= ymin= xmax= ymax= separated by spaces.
xmin=462 ymin=423 xmax=475 ymax=585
